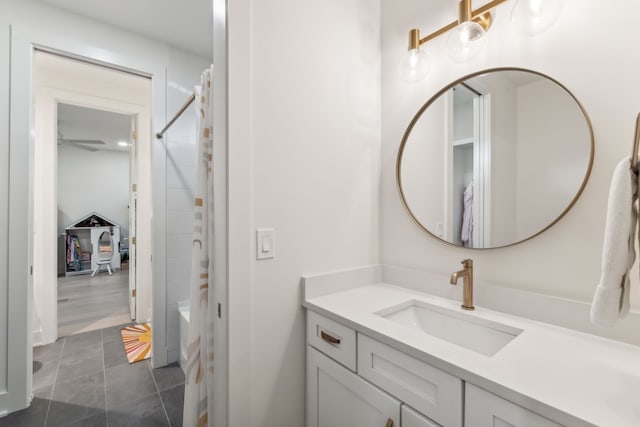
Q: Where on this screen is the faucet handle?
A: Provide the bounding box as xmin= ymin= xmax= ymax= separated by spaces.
xmin=461 ymin=259 xmax=473 ymax=268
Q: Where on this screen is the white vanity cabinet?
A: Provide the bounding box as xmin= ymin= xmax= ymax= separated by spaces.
xmin=307 ymin=347 xmax=401 ymax=427
xmin=404 ymin=405 xmax=441 ymax=427
xmin=358 ymin=334 xmax=462 ymax=427
xmin=465 ymin=384 xmax=562 ymax=427
xmin=307 ymin=310 xmax=568 ymax=427
xmin=307 ymin=310 xmax=357 ymax=371
xmin=307 ymin=311 xmax=446 ymax=427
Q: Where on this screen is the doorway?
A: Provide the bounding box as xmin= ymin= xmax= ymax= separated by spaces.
xmin=32 ymin=51 xmax=153 ymax=347
xmin=446 ymin=83 xmax=491 ymax=248
xmin=56 ymin=103 xmax=136 ymax=337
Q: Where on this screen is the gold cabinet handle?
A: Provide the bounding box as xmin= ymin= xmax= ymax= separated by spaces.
xmin=320 ymin=330 xmax=341 ymax=345
xmin=385 ymin=418 xmax=394 ymax=427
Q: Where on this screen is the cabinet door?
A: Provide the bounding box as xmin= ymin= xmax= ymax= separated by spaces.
xmin=307 ymin=346 xmax=400 ymax=427
xmin=465 ymin=384 xmax=562 ymax=427
xmin=358 ymin=334 xmax=462 ymax=427
xmin=403 ymin=405 xmax=441 ymax=427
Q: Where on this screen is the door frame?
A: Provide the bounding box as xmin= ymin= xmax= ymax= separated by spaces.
xmin=33 ymin=83 xmax=150 ymax=345
xmin=8 ymin=25 xmax=168 ymax=413
xmin=444 ymin=88 xmax=492 ymax=247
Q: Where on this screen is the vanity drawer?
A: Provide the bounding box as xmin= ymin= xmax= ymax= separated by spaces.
xmin=465 ymin=384 xmax=562 ymax=427
xmin=358 ymin=334 xmax=462 ymax=427
xmin=307 ymin=310 xmax=356 ymax=371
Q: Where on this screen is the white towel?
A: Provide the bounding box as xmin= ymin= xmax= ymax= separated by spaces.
xmin=590 ymin=157 xmax=637 ymax=327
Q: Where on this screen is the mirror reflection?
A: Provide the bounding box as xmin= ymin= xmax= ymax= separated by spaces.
xmin=397 ymin=68 xmax=593 ymax=249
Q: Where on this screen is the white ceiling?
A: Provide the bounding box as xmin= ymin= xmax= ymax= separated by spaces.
xmin=469 ymin=70 xmax=544 ymax=94
xmin=499 ymin=70 xmax=544 ymax=88
xmin=453 ymin=84 xmax=476 ymax=105
xmin=58 ymin=103 xmax=132 ymax=153
xmin=37 ymin=0 xmax=213 ymax=59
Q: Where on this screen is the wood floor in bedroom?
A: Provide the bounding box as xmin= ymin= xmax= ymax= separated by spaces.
xmin=58 ymin=270 xmax=132 ymax=338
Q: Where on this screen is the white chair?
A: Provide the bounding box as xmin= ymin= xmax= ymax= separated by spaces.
xmin=91 ymin=231 xmax=114 ymax=276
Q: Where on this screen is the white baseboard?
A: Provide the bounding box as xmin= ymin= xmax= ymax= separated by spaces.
xmin=167 ymin=348 xmax=180 ymax=365
xmin=32 ymin=329 xmax=43 ymax=348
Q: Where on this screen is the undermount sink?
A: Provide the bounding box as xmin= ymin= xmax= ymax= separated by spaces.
xmin=376 ymin=300 xmax=522 ymax=357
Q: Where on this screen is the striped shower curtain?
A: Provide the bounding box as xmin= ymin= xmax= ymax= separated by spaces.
xmin=183 ymin=66 xmax=215 ymax=427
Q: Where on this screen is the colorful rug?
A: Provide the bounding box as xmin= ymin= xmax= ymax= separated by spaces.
xmin=121 ymin=323 xmax=152 ymax=363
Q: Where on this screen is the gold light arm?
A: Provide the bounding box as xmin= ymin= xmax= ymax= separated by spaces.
xmin=472 ymin=0 xmax=510 ymax=18
xmin=474 ymin=12 xmax=494 ymax=33
xmin=408 ymin=0 xmax=508 ymax=50
xmin=459 ymin=0 xmax=472 ymax=24
xmin=408 ymin=29 xmax=421 ymax=50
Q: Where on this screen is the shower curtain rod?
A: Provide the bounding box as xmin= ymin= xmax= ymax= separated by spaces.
xmin=156 ymin=92 xmax=196 ymax=139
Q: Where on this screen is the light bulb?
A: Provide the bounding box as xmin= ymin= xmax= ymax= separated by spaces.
xmin=446 ymin=21 xmax=486 ymax=62
xmin=399 ymin=48 xmax=430 ymax=83
xmin=511 ymin=0 xmax=561 ymax=36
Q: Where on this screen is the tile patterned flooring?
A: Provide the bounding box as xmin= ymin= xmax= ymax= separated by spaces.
xmin=0 ymin=325 xmax=184 ymax=427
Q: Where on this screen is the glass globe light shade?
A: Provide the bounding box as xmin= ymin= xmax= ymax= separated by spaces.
xmin=511 ymin=0 xmax=561 ymax=36
xmin=399 ymin=48 xmax=430 ymax=83
xmin=446 ymin=21 xmax=486 ymax=62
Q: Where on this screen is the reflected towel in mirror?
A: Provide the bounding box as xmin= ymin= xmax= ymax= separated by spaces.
xmin=461 ymin=180 xmax=473 ymax=247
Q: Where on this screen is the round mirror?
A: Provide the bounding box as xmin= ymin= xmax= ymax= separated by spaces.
xmin=397 ymin=68 xmax=594 ymax=249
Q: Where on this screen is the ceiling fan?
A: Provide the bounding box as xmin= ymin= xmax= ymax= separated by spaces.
xmin=57 ymin=130 xmax=105 ymax=152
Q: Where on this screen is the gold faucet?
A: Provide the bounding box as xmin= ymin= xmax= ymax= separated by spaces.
xmin=450 ymin=259 xmax=474 ymax=311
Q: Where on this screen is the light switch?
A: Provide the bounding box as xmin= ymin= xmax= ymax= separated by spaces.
xmin=256 ymin=228 xmax=275 ymax=260
xmin=262 ymin=236 xmax=271 ymax=252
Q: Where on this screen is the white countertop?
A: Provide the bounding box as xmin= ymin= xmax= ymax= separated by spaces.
xmin=304 ymin=280 xmax=640 ymax=426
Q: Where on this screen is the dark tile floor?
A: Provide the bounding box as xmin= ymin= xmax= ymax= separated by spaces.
xmin=0 ymin=324 xmax=185 ymax=427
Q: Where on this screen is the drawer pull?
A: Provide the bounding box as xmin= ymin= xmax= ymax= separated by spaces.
xmin=385 ymin=418 xmax=394 ymax=427
xmin=320 ymin=330 xmax=341 ymax=345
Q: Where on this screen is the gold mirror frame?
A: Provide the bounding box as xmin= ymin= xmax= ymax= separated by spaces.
xmin=396 ymin=67 xmax=595 ymax=250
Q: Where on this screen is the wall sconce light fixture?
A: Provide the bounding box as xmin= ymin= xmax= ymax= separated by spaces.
xmin=400 ymin=0 xmax=561 ymax=83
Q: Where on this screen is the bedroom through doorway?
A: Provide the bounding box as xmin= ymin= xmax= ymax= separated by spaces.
xmin=57 ymin=103 xmax=135 ymax=337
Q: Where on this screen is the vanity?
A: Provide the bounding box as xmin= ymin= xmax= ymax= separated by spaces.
xmin=303 ymin=25 xmax=631 ymax=425
xmin=303 ymin=265 xmax=640 ymax=427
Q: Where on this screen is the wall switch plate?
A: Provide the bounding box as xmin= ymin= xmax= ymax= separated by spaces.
xmin=256 ymin=228 xmax=275 ymax=260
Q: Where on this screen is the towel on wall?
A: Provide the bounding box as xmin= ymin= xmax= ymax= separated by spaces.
xmin=590 ymin=156 xmax=637 ymax=327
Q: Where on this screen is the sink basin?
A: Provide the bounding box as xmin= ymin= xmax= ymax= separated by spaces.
xmin=377 ymin=300 xmax=522 ymax=356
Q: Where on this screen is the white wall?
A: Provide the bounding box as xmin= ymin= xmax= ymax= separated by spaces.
xmin=227 ymin=0 xmax=381 ymax=425
xmin=453 ymin=97 xmax=473 ymax=140
xmin=486 ymin=81 xmax=518 ymax=247
xmin=226 ymin=0 xmax=252 ymax=424
xmin=400 ymin=95 xmax=446 ymax=234
xmin=516 ymin=78 xmax=591 ymax=240
xmin=0 ymin=1 xmax=10 ymax=408
xmin=57 ymin=147 xmax=130 ymax=235
xmin=382 ymin=0 xmax=640 ymax=343
xmin=0 ymin=0 xmax=210 ymax=413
